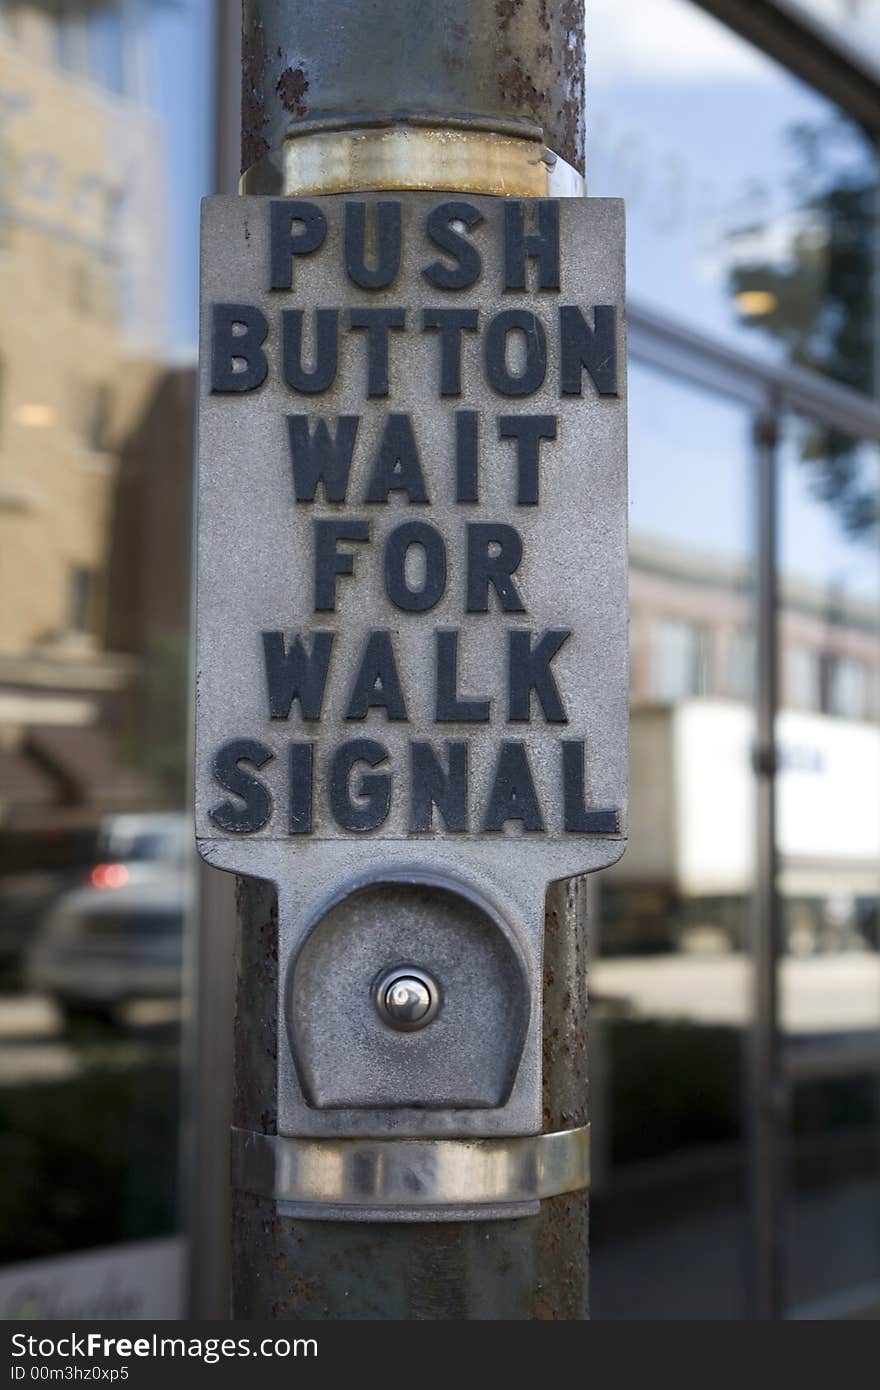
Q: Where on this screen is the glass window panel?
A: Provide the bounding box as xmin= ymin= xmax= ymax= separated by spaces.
xmin=827 ymin=657 xmax=869 ymax=719
xmin=651 ymin=618 xmax=713 ymax=701
xmin=589 ymin=0 xmax=879 ymax=397
xmin=788 ymin=1074 xmax=880 ymax=1316
xmin=86 ymin=5 xmax=123 ymax=96
xmin=786 ymin=645 xmax=822 ymax=711
xmin=56 ymin=6 xmax=87 ymax=79
xmin=0 ymin=0 xmax=211 ymax=1319
xmin=727 ymin=627 xmax=756 ymax=701
xmin=591 ymin=361 xmax=755 ymax=1319
xmin=778 ymin=418 xmax=880 ymax=1315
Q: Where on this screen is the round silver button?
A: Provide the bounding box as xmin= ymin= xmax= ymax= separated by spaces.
xmin=375 ymin=967 xmax=441 ymax=1031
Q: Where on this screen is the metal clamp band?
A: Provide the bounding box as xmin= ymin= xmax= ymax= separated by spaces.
xmin=242 ymin=125 xmax=552 ymax=198
xmin=241 ymin=130 xmax=587 ymax=200
xmin=231 ymin=1126 xmax=589 ymax=1220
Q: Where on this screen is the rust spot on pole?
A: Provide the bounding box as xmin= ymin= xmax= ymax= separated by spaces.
xmin=277 ymin=66 xmax=310 ymax=118
xmin=556 ymin=0 xmax=586 ymax=175
xmin=495 ymin=0 xmax=523 ymax=30
xmin=496 ymin=55 xmax=547 ymax=120
xmin=490 ymin=0 xmax=584 ymax=172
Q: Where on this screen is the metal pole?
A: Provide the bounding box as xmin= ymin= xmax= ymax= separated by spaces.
xmin=240 ymin=0 xmax=584 ymax=191
xmin=232 ymin=0 xmax=588 ymax=1320
xmin=749 ymin=407 xmax=785 ymax=1320
xmin=188 ymin=5 xmax=243 ymax=1320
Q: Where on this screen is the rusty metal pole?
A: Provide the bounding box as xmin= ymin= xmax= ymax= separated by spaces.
xmin=232 ymin=0 xmax=588 ymax=1320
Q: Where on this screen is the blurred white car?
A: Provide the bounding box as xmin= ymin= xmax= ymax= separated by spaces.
xmin=26 ymin=812 xmax=194 ymax=1018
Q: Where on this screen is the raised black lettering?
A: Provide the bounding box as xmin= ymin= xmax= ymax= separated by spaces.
xmin=482 ymin=740 xmax=544 ymax=832
xmin=423 ymin=201 xmax=483 ymax=290
xmin=466 ymin=523 xmax=526 ymax=613
xmin=435 ymin=630 xmax=490 ymax=722
xmin=209 ymin=738 xmax=273 ymax=833
xmin=330 ymin=739 xmax=390 ymax=831
xmin=504 ymin=200 xmax=560 ymax=291
xmin=559 ymin=305 xmax=618 ymax=396
xmin=485 ymin=310 xmax=546 ymax=397
xmin=422 ymin=308 xmax=479 ymax=395
xmin=262 ymin=630 xmax=334 ymax=720
xmin=455 ymin=411 xmax=479 ymax=503
xmin=345 ymin=629 xmax=408 ymax=721
xmin=498 ymin=415 xmax=558 ymax=504
xmin=313 ymin=518 xmax=369 ymax=611
xmin=270 ymin=200 xmax=327 ymax=290
xmin=345 ymin=201 xmax=401 ymax=289
xmin=508 ymin=629 xmax=570 ymax=722
xmin=287 ymin=415 xmax=358 ymax=502
xmin=385 ymin=521 xmax=447 ymax=612
xmin=410 ymin=741 xmax=468 ymax=832
xmin=562 ymin=741 xmax=620 ymax=832
xmin=282 ymin=309 xmax=338 ymax=393
xmin=365 ymin=414 xmax=429 ymax=503
xmin=289 ymin=742 xmax=314 ymax=835
xmin=349 ymin=307 xmax=405 ymax=397
xmin=211 ymin=304 xmax=268 ymax=393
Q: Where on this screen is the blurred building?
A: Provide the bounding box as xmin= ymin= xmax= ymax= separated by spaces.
xmin=619 ymin=536 xmax=880 ymax=930
xmin=0 ymin=0 xmax=199 ymax=1319
xmin=586 ymin=0 xmax=880 ymax=1319
xmin=0 ymin=0 xmax=877 ymax=1323
xmin=0 ymin=2 xmax=190 ymax=836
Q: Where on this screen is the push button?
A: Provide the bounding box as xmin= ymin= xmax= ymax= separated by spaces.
xmin=375 ymin=967 xmax=440 ymax=1031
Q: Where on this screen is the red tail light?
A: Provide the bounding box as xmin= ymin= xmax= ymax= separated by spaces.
xmin=89 ymin=863 xmax=130 ymax=890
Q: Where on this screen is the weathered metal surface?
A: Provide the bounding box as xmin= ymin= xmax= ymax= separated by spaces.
xmin=227 ymin=0 xmax=595 ymax=1317
xmin=232 ymin=1191 xmax=586 ymax=1318
xmin=196 ymin=194 xmax=627 ymax=865
xmin=228 ymin=877 xmax=588 ymax=1313
xmin=232 ymin=875 xmax=279 ymax=1138
xmin=230 ymin=878 xmax=588 ymax=1316
xmin=241 ymin=0 xmax=585 ymax=186
xmin=539 ymin=876 xmax=589 ymax=1316
xmin=196 ymin=191 xmax=627 ymax=1146
xmin=543 ymin=875 xmax=588 ymax=1132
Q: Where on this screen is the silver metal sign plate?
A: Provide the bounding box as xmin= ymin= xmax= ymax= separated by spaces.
xmin=196 ymin=193 xmax=626 ymax=1141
